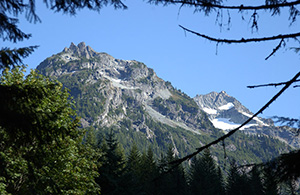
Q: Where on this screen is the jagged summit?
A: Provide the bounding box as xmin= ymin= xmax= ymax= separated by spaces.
xmin=36 ymin=42 xmax=210 ymax=138
xmin=63 ymin=42 xmax=97 ymax=59
xmin=194 ymin=91 xmax=246 ymax=112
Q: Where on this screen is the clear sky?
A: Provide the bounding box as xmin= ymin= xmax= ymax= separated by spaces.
xmin=5 ymin=1 xmax=300 ymax=120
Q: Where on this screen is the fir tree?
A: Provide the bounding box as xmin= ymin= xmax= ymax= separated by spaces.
xmin=226 ymin=161 xmax=250 ymax=195
xmin=122 ymin=143 xmax=143 ymax=194
xmin=139 ymin=147 xmax=159 ymax=195
xmin=248 ymin=166 xmax=264 ymax=195
xmin=158 ymin=146 xmax=188 ymax=195
xmin=188 ymin=149 xmax=225 ymax=195
xmin=96 ymin=132 xmax=126 ymax=195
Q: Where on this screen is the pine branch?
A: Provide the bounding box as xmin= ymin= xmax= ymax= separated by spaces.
xmin=0 ymin=13 xmax=31 ymax=42
xmin=150 ymin=0 xmax=300 ymax=11
xmin=272 ymin=116 xmax=300 ymax=130
xmin=0 ymin=46 xmax=38 ymax=69
xmin=169 ymin=71 xmax=300 ymax=166
xmin=0 ymin=1 xmax=26 ymax=16
xmin=46 ymin=0 xmax=127 ymax=14
xmin=26 ymin=0 xmax=41 ymax=23
xmin=247 ymin=79 xmax=300 ymax=88
xmin=179 ymin=25 xmax=300 ymax=43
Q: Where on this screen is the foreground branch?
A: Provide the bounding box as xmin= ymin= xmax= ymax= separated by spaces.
xmin=179 ymin=25 xmax=300 ymax=43
xmin=170 ymin=71 xmax=300 ymax=166
xmin=153 ymin=0 xmax=300 ymax=11
xmin=265 ymin=39 xmax=285 ymax=60
xmin=247 ymin=79 xmax=300 ymax=88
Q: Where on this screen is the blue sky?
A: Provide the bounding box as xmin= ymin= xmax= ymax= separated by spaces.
xmin=5 ymin=1 xmax=300 ymax=120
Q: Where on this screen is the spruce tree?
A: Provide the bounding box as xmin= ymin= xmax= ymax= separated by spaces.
xmin=158 ymin=147 xmax=188 ymax=195
xmin=226 ymin=161 xmax=250 ymax=195
xmin=139 ymin=147 xmax=159 ymax=195
xmin=249 ymin=166 xmax=264 ymax=195
xmin=122 ymin=143 xmax=143 ymax=194
xmin=263 ymin=162 xmax=279 ymax=195
xmin=96 ymin=132 xmax=126 ymax=195
xmin=188 ymin=149 xmax=225 ymax=195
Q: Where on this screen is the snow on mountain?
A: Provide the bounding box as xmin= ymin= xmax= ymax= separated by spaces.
xmin=194 ymin=91 xmax=299 ymax=148
xmin=194 ymin=91 xmax=264 ymax=131
xmin=202 ymin=107 xmax=218 ymax=115
xmin=211 ymin=118 xmax=258 ymax=131
xmin=218 ymin=102 xmax=234 ymax=110
xmin=240 ymin=111 xmax=269 ymax=126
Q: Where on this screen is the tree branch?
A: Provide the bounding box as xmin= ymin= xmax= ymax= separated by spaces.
xmin=179 ymin=25 xmax=300 ymax=43
xmin=265 ymin=38 xmax=285 ymax=60
xmin=151 ymin=0 xmax=300 ymax=11
xmin=0 ymin=46 xmax=38 ymax=69
xmin=247 ymin=79 xmax=300 ymax=88
xmin=170 ymin=71 xmax=300 ymax=166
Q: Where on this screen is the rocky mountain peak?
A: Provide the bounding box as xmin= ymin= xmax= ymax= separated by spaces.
xmin=194 ymin=91 xmax=264 ymax=128
xmin=194 ymin=91 xmax=238 ymax=111
xmin=63 ymin=42 xmax=96 ymax=59
xmin=194 ymin=91 xmax=300 ymax=148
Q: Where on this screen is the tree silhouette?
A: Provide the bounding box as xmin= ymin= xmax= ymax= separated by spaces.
xmin=96 ymin=132 xmax=126 ymax=195
xmin=188 ymin=149 xmax=225 ymax=195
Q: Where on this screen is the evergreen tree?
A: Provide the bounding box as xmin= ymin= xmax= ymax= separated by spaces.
xmin=96 ymin=132 xmax=126 ymax=195
xmin=226 ymin=161 xmax=250 ymax=195
xmin=158 ymin=146 xmax=188 ymax=195
xmin=122 ymin=143 xmax=143 ymax=194
xmin=188 ymin=149 xmax=225 ymax=195
xmin=263 ymin=162 xmax=279 ymax=195
xmin=248 ymin=166 xmax=264 ymax=195
xmin=139 ymin=147 xmax=159 ymax=195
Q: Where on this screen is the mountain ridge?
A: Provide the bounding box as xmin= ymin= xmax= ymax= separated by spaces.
xmin=36 ymin=42 xmax=295 ymax=164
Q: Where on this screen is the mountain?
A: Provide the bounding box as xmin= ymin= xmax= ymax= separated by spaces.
xmin=194 ymin=91 xmax=300 ymax=148
xmin=36 ymin=42 xmax=293 ymax=165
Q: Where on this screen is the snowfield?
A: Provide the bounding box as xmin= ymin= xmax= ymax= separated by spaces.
xmin=218 ymin=103 xmax=234 ymax=110
xmin=203 ymin=107 xmax=218 ymax=115
xmin=211 ymin=118 xmax=258 ymax=131
xmin=240 ymin=111 xmax=269 ymax=126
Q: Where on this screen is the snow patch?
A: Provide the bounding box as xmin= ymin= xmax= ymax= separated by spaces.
xmin=102 ymin=75 xmax=137 ymax=90
xmin=203 ymin=107 xmax=218 ymax=115
xmin=240 ymin=112 xmax=269 ymax=126
xmin=218 ymin=103 xmax=234 ymax=110
xmin=211 ymin=118 xmax=258 ymax=131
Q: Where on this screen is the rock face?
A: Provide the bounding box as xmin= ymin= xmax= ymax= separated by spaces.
xmin=194 ymin=91 xmax=300 ymax=148
xmin=37 ymin=42 xmax=217 ymax=155
xmin=36 ymin=42 xmax=293 ymax=163
xmin=38 ymin=42 xmax=210 ymax=135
